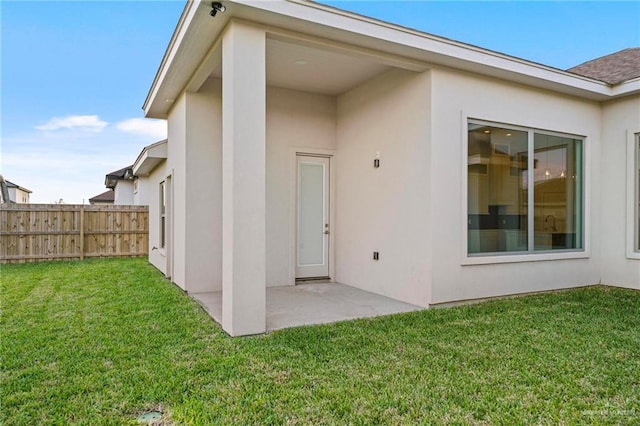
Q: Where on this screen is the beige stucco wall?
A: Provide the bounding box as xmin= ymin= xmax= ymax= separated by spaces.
xmin=166 ymin=80 xmax=223 ymax=293
xmin=266 ymin=86 xmax=337 ymax=286
xmin=600 ymin=94 xmax=640 ymax=289
xmin=114 ymin=181 xmax=134 ymax=205
xmin=166 ymin=93 xmax=188 ymax=289
xmin=145 ymin=161 xmax=168 ymax=275
xmin=335 ymin=68 xmax=432 ymax=307
xmin=185 ymin=83 xmax=223 ymax=293
xmin=220 ymin=22 xmax=268 ymax=335
xmin=133 ymin=178 xmax=148 ymax=206
xmin=428 ymin=67 xmax=603 ymax=304
xmin=159 ymin=37 xmax=634 ymax=316
xmin=164 ymin=80 xmax=337 ymax=292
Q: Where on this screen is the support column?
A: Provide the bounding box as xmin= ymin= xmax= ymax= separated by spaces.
xmin=221 ymin=22 xmax=266 ymax=336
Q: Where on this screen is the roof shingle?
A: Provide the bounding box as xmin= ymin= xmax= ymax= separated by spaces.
xmin=89 ymin=190 xmax=115 ymax=203
xmin=568 ymin=48 xmax=640 ymax=85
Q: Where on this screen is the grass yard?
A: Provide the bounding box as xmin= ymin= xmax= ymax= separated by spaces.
xmin=1 ymin=258 xmax=639 ymax=425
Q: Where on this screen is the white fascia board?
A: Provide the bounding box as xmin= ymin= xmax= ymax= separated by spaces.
xmin=248 ymin=0 xmax=611 ymax=97
xmin=267 ymin=0 xmax=639 ymax=99
xmin=611 ymin=78 xmax=640 ymax=98
xmin=143 ymin=1 xmax=195 ymax=117
xmin=143 ymin=1 xmax=234 ymax=118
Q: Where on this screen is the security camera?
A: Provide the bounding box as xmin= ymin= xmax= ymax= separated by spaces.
xmin=210 ymin=2 xmax=226 ymax=17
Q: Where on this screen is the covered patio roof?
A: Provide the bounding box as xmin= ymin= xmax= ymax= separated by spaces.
xmin=144 ymin=0 xmax=636 ymax=119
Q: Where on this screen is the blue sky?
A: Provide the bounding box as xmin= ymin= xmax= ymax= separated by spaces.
xmin=2 ymin=1 xmax=638 ymax=203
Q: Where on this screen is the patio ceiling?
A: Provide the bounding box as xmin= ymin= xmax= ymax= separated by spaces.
xmin=208 ymin=37 xmax=396 ymax=96
xmin=266 ymin=38 xmax=393 ymax=96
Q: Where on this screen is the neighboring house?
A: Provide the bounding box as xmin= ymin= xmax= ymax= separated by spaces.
xmin=105 ymin=166 xmax=135 ymax=205
xmin=88 ymin=190 xmax=115 ymax=205
xmin=3 ymin=179 xmax=32 ymax=203
xmin=142 ymin=0 xmax=640 ymax=336
xmin=96 ymin=141 xmax=168 ymax=209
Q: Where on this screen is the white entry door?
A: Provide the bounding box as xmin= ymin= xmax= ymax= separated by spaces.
xmin=296 ymin=155 xmax=330 ymax=279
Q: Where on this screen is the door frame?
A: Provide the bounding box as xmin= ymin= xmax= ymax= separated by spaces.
xmin=289 ymin=147 xmax=336 ymax=284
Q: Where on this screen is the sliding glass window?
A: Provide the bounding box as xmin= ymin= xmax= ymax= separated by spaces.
xmin=468 ymin=124 xmax=529 ymax=253
xmin=533 ymin=134 xmax=583 ymax=251
xmin=468 ymin=121 xmax=584 ymax=255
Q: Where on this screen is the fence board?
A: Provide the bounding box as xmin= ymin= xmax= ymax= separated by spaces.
xmin=0 ymin=204 xmax=148 ymax=263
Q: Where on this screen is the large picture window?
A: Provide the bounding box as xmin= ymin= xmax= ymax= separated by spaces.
xmin=468 ymin=121 xmax=584 ymax=255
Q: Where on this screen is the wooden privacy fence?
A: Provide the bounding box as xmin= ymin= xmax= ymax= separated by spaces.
xmin=0 ymin=204 xmax=148 ymax=263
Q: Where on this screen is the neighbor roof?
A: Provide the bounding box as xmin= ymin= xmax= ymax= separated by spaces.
xmin=105 ymin=166 xmax=134 ymax=189
xmin=89 ymin=190 xmax=115 ymax=203
xmin=5 ymin=180 xmax=32 ymax=193
xmin=568 ymin=48 xmax=640 ymax=85
xmin=105 ymin=166 xmax=134 ymax=180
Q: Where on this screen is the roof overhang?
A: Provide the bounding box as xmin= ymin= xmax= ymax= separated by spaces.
xmin=5 ymin=181 xmax=32 ymax=193
xmin=132 ymin=139 xmax=168 ymax=176
xmin=144 ymin=0 xmax=635 ymax=119
xmin=105 ymin=166 xmax=134 ymax=189
xmin=105 ymin=178 xmax=117 ymax=189
xmin=611 ymin=77 xmax=640 ymax=98
xmin=105 ymin=176 xmax=120 ymax=189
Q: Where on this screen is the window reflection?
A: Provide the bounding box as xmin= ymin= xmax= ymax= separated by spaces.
xmin=468 ymin=122 xmax=584 ymax=255
xmin=467 ymin=125 xmax=528 ymax=254
xmin=533 ymin=134 xmax=583 ymax=251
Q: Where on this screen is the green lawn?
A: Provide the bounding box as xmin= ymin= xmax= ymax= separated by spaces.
xmin=1 ymin=258 xmax=639 ymax=425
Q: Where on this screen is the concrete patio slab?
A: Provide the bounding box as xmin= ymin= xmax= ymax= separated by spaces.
xmin=190 ymin=283 xmax=423 ymax=332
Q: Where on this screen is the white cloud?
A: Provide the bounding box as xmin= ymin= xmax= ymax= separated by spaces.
xmin=116 ymin=118 xmax=167 ymax=139
xmin=2 ymin=128 xmax=149 ymax=204
xmin=35 ymin=115 xmax=108 ymax=132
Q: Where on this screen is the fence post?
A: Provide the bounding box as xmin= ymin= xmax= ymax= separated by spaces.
xmin=79 ymin=206 xmax=85 ymax=260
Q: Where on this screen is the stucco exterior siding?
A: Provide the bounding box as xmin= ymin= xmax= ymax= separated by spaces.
xmin=184 ymin=87 xmax=223 ymax=294
xmin=162 ymin=82 xmax=338 ymax=294
xmin=220 ymin=22 xmax=268 ymax=335
xmin=600 ymin=95 xmax=640 ymax=289
xmin=114 ymin=181 xmax=134 ymax=205
xmin=138 ymin=1 xmax=640 ymax=336
xmin=164 ymin=83 xmax=223 ymax=294
xmin=335 ymin=68 xmax=432 ymax=307
xmin=266 ymin=86 xmax=337 ymax=287
xmin=166 ymin=93 xmax=188 ymax=289
xmin=146 ymin=162 xmax=168 ymax=275
xmin=429 ymin=67 xmax=603 ymax=304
